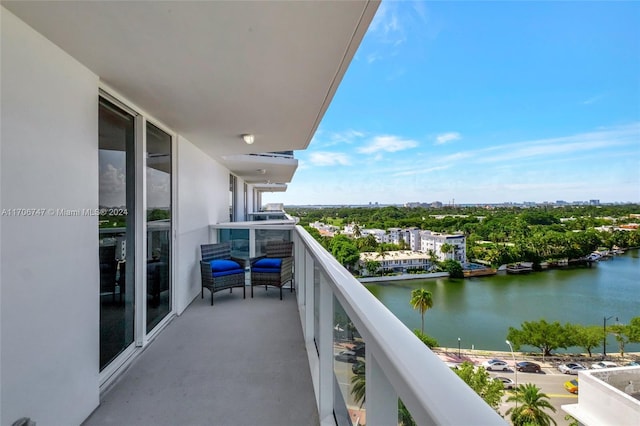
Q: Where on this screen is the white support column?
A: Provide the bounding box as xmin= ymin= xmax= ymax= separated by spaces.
xmin=366 ymin=352 xmax=398 ymax=425
xmin=318 ymin=272 xmax=334 ymax=425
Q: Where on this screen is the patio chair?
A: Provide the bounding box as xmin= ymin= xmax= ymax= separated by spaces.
xmin=200 ymin=242 xmax=247 ymax=305
xmin=250 ymin=240 xmax=294 ymax=300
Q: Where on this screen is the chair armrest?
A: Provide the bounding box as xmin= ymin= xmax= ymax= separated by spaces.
xmin=200 ymin=260 xmax=214 ymax=282
xmin=280 ymin=256 xmax=294 ymax=272
xmin=231 ymin=256 xmax=248 ymax=269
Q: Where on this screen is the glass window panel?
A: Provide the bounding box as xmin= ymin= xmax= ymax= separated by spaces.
xmin=255 ymin=229 xmax=291 ymax=257
xmin=313 ymin=265 xmax=320 ymax=354
xmin=146 ymin=122 xmax=172 ymax=332
xmin=333 ymin=297 xmax=365 ymax=426
xmin=229 ymin=174 xmax=236 ymax=222
xmin=218 ymin=228 xmax=250 ymax=259
xmin=99 ymin=97 xmax=135 ymax=371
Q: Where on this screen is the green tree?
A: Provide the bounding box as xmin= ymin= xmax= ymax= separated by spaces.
xmin=398 ymin=400 xmax=416 ymax=426
xmin=506 ymin=383 xmax=557 ymax=426
xmin=569 ymin=324 xmax=603 ymax=357
xmin=627 ymin=316 xmax=640 ymax=343
xmin=441 ymin=259 xmax=464 ymax=278
xmin=413 ymin=329 xmax=438 ymax=348
xmin=364 ymin=260 xmax=381 ymax=276
xmin=329 ymin=234 xmax=360 ymax=271
xmin=410 ymin=288 xmax=434 ymax=334
xmin=353 ymin=223 xmax=362 ymax=238
xmin=608 ymin=323 xmax=629 ymax=356
xmin=440 ymin=243 xmax=454 ymax=260
xmin=350 ymin=363 xmax=366 ymax=408
xmin=506 ymin=320 xmax=571 ymax=357
xmin=453 ymin=361 xmax=504 ymax=411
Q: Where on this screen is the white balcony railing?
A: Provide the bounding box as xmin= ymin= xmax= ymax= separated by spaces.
xmin=211 ymin=221 xmax=505 ymax=425
xmin=293 ymin=225 xmax=505 ymax=425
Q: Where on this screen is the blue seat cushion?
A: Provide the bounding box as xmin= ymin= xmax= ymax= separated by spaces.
xmin=252 ymin=267 xmax=281 ymax=274
xmin=210 ymin=259 xmax=241 ymax=272
xmin=254 ymin=258 xmax=282 ymax=268
xmin=212 ymin=268 xmax=244 ymax=278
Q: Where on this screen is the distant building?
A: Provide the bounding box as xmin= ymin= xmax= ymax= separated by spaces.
xmin=589 ymin=199 xmax=601 ymax=205
xmin=361 ymin=228 xmax=387 ymax=243
xmin=359 ymin=250 xmax=431 ymax=275
xmin=419 ymin=231 xmax=466 ymax=262
xmin=309 ymin=221 xmax=339 ymax=237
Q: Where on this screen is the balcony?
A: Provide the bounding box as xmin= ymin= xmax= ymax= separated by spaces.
xmin=87 ymin=223 xmax=504 ymax=425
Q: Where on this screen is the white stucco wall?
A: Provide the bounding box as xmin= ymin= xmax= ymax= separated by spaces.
xmin=1 ymin=7 xmax=100 ymax=425
xmin=175 ymin=135 xmax=230 ymax=314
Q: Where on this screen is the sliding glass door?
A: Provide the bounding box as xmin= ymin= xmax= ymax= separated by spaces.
xmin=99 ymin=96 xmax=174 ymax=371
xmin=98 ymin=98 xmax=136 ymax=371
xmin=146 ymin=123 xmax=172 ymax=332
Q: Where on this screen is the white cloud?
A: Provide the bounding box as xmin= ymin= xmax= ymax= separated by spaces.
xmin=308 ymin=152 xmax=351 ymax=166
xmin=367 ymin=52 xmax=382 ymax=64
xmin=392 ymin=165 xmax=451 ymax=177
xmin=477 ymin=123 xmax=639 ymax=164
xmin=435 ymin=132 xmax=461 ymax=145
xmin=358 ymin=135 xmax=419 ymax=154
xmin=312 ymin=129 xmax=365 ymax=148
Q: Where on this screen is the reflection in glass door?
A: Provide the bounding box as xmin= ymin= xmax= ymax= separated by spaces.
xmin=146 ymin=123 xmax=172 ymax=332
xmin=99 ymin=98 xmax=136 ymax=371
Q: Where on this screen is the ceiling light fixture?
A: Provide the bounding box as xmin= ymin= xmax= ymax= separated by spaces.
xmin=242 ymin=134 xmax=255 ymax=145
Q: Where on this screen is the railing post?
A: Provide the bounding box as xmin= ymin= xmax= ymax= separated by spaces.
xmin=318 ymin=272 xmax=334 ymax=425
xmin=366 ymin=352 xmax=398 ymax=425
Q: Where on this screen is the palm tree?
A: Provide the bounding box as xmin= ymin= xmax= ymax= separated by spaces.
xmin=353 ymin=223 xmax=362 ymax=238
xmin=506 ymin=383 xmax=557 ymax=426
xmin=350 ymin=362 xmax=366 ymax=407
xmin=440 ymin=243 xmax=454 ymax=260
xmin=410 ymin=288 xmax=433 ymax=334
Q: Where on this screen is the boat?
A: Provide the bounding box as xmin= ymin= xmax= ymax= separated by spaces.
xmin=586 ymin=253 xmax=602 ymax=262
xmin=506 ymin=262 xmax=533 ymax=274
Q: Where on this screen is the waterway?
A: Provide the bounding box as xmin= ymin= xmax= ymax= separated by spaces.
xmin=364 ymin=249 xmax=640 ymax=353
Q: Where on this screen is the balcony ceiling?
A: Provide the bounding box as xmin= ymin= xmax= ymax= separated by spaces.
xmin=3 ymin=1 xmax=378 ymax=167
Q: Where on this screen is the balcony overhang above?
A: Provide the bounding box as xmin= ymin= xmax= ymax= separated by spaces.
xmin=251 ymin=183 xmax=288 ymax=193
xmin=3 ymin=1 xmax=379 ymax=162
xmin=223 ymin=153 xmax=297 ymax=184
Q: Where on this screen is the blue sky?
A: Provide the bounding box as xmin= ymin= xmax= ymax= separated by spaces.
xmin=264 ymin=1 xmax=640 ymax=206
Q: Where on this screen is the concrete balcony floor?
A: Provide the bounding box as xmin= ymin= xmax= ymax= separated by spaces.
xmin=84 ymin=287 xmax=319 ymax=426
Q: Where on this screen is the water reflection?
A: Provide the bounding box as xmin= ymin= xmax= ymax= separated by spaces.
xmin=365 ymin=250 xmax=640 ymax=352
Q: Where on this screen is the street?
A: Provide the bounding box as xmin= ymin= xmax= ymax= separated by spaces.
xmin=333 ymin=347 xmax=580 ymax=426
xmin=489 ymin=367 xmax=578 ymax=426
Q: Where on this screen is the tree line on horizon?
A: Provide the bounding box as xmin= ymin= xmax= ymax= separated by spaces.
xmin=295 ymin=204 xmax=640 ymax=269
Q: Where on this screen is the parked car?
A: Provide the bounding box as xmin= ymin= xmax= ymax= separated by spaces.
xmin=516 ymin=361 xmax=541 ymax=373
xmin=351 ymin=343 xmax=366 ymax=357
xmin=558 ymin=362 xmax=587 ymax=375
xmin=564 ymin=379 xmax=579 ymax=394
xmin=334 ymin=350 xmax=358 ymax=363
xmin=624 ymin=361 xmax=640 ymax=367
xmin=494 ymin=376 xmax=515 ymax=390
xmin=591 ymin=361 xmax=618 ymax=369
xmin=482 ymin=359 xmax=510 ymax=371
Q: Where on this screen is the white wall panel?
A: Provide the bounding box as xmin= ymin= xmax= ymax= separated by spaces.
xmin=175 ymin=135 xmax=230 ymax=314
xmin=1 ymin=7 xmax=100 ymax=425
